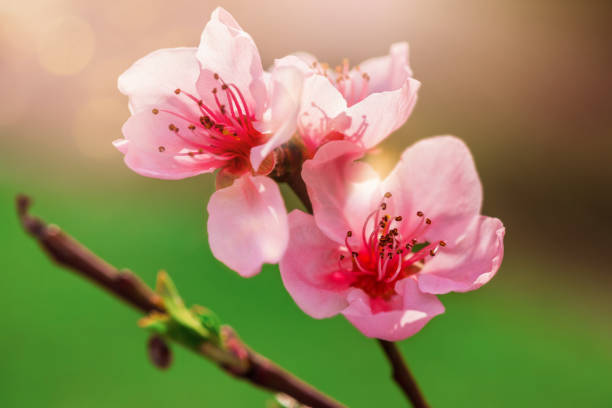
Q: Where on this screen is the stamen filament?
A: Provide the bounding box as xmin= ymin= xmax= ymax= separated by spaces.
xmin=341 ymin=194 xmax=448 ymax=299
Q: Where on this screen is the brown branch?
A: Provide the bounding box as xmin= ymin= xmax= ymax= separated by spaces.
xmin=270 ymin=141 xmax=313 ymax=214
xmin=284 ymin=169 xmax=312 ymax=213
xmin=16 ymin=194 xmax=345 ymax=408
xmin=283 ymin=180 xmax=429 ymax=408
xmin=377 ymin=340 xmax=429 ymax=408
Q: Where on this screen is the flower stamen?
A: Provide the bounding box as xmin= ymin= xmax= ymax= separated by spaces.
xmin=149 ymin=73 xmax=266 ymax=176
xmin=342 ymin=193 xmax=448 ymax=299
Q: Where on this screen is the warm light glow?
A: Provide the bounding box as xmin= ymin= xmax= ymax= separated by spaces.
xmin=365 ymin=147 xmax=396 ymax=178
xmin=72 ymin=96 xmax=126 ymax=159
xmin=36 ymin=15 xmax=95 ymax=76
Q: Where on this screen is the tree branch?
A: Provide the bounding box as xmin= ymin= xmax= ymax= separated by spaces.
xmin=270 ymin=141 xmax=313 ymax=214
xmin=16 ymin=194 xmax=345 ymax=408
xmin=377 ymin=340 xmax=429 ymax=408
xmin=284 ymin=169 xmax=312 ymax=213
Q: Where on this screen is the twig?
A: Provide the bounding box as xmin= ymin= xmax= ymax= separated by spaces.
xmin=284 ymin=182 xmax=429 ymax=408
xmin=284 ymin=170 xmax=312 ymax=213
xmin=271 ymin=142 xmax=312 ymax=213
xmin=377 ymin=340 xmax=429 ymax=408
xmin=16 ymin=194 xmax=345 ymax=408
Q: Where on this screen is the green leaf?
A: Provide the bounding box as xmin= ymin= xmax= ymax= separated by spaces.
xmin=139 ymin=312 xmax=170 ymax=335
xmin=155 ymin=270 xmax=185 ymax=313
xmin=192 ymin=305 xmax=221 ymax=341
xmin=156 ymin=271 xmax=209 ymax=338
xmin=141 ymin=271 xmax=221 ymax=348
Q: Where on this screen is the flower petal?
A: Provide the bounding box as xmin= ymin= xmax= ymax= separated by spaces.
xmin=302 ymin=140 xmax=381 ymax=243
xmin=207 ymin=175 xmax=288 ymax=277
xmin=118 ymin=47 xmax=200 ymax=115
xmin=358 ymin=42 xmax=413 ymax=94
xmin=280 ymin=210 xmax=351 ymax=318
xmin=250 ymin=65 xmax=304 ymax=172
xmin=342 ymin=278 xmax=445 ymax=341
xmin=383 ymin=136 xmax=483 ymax=242
xmin=418 ymin=216 xmax=505 ymax=294
xmin=274 ymin=54 xmax=316 ymax=76
xmin=196 ymin=7 xmax=266 ymax=118
xmin=297 ymin=75 xmax=348 ymax=152
xmin=117 ymin=109 xmax=224 ymax=180
xmin=345 ymin=77 xmax=420 ymax=149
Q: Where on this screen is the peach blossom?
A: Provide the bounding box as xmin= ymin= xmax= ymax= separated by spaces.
xmin=280 ymin=137 xmax=505 ymax=340
xmin=114 ymin=8 xmax=301 ymax=277
xmin=275 ymin=43 xmax=420 ymax=157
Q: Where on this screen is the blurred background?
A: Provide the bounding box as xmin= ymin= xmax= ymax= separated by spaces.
xmin=1 ymin=0 xmax=611 ymax=406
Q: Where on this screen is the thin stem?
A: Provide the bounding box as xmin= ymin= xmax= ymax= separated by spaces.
xmin=377 ymin=340 xmax=429 ymax=408
xmin=16 ymin=194 xmax=345 ymax=408
xmin=285 ymin=169 xmax=312 ymax=213
xmin=270 ymin=141 xmax=313 ymax=214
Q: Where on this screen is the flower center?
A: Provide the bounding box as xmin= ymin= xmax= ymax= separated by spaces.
xmin=152 ymin=73 xmax=265 ymax=175
xmin=336 ymin=192 xmax=447 ymax=300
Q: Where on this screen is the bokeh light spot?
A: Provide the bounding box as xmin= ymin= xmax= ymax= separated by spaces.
xmin=37 ymin=15 xmax=95 ymax=76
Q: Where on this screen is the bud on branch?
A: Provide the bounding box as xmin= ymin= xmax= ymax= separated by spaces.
xmin=16 ymin=194 xmax=344 ymax=408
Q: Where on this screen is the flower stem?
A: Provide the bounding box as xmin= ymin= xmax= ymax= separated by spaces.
xmin=377 ymin=340 xmax=429 ymax=408
xmin=16 ymin=194 xmax=345 ymax=408
xmin=285 ymin=168 xmax=312 ymax=213
xmin=271 ymin=141 xmax=312 ymax=213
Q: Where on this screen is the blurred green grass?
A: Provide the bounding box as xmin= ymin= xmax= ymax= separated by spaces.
xmin=1 ymin=170 xmax=611 ymax=408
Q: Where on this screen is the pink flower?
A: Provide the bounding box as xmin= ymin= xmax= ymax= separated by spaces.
xmin=275 ymin=43 xmax=420 ymax=157
xmin=114 ymin=8 xmax=303 ymax=277
xmin=280 ymin=137 xmax=505 ymax=341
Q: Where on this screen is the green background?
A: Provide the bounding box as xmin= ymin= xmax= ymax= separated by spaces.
xmin=1 ymin=170 xmax=611 ymax=407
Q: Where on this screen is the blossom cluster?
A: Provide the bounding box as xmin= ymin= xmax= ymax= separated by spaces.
xmin=114 ymin=8 xmax=505 ymax=341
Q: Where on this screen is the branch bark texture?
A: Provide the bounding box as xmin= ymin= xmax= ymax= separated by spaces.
xmin=377 ymin=340 xmax=430 ymax=408
xmin=16 ymin=194 xmax=344 ymax=408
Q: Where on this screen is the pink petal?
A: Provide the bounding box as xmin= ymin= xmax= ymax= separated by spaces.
xmin=280 ymin=210 xmax=351 ymax=318
xmin=207 ymin=175 xmax=288 ymax=277
xmin=383 ymin=136 xmax=483 ymax=243
xmin=274 ymin=54 xmax=316 ymax=76
xmin=418 ymin=216 xmax=505 ymax=294
xmin=117 ymin=109 xmax=224 ymax=180
xmin=345 ymin=77 xmax=420 ymax=149
xmin=358 ymin=42 xmax=413 ymax=94
xmin=250 ymin=65 xmax=304 ymax=172
xmin=113 ymin=138 xmax=129 ymax=154
xmin=196 ymin=7 xmax=266 ymax=119
xmin=342 ymin=278 xmax=445 ymax=341
xmin=302 ymin=140 xmax=381 ymax=243
xmin=118 ymin=47 xmax=200 ymax=115
xmin=297 ymin=75 xmax=348 ymax=151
